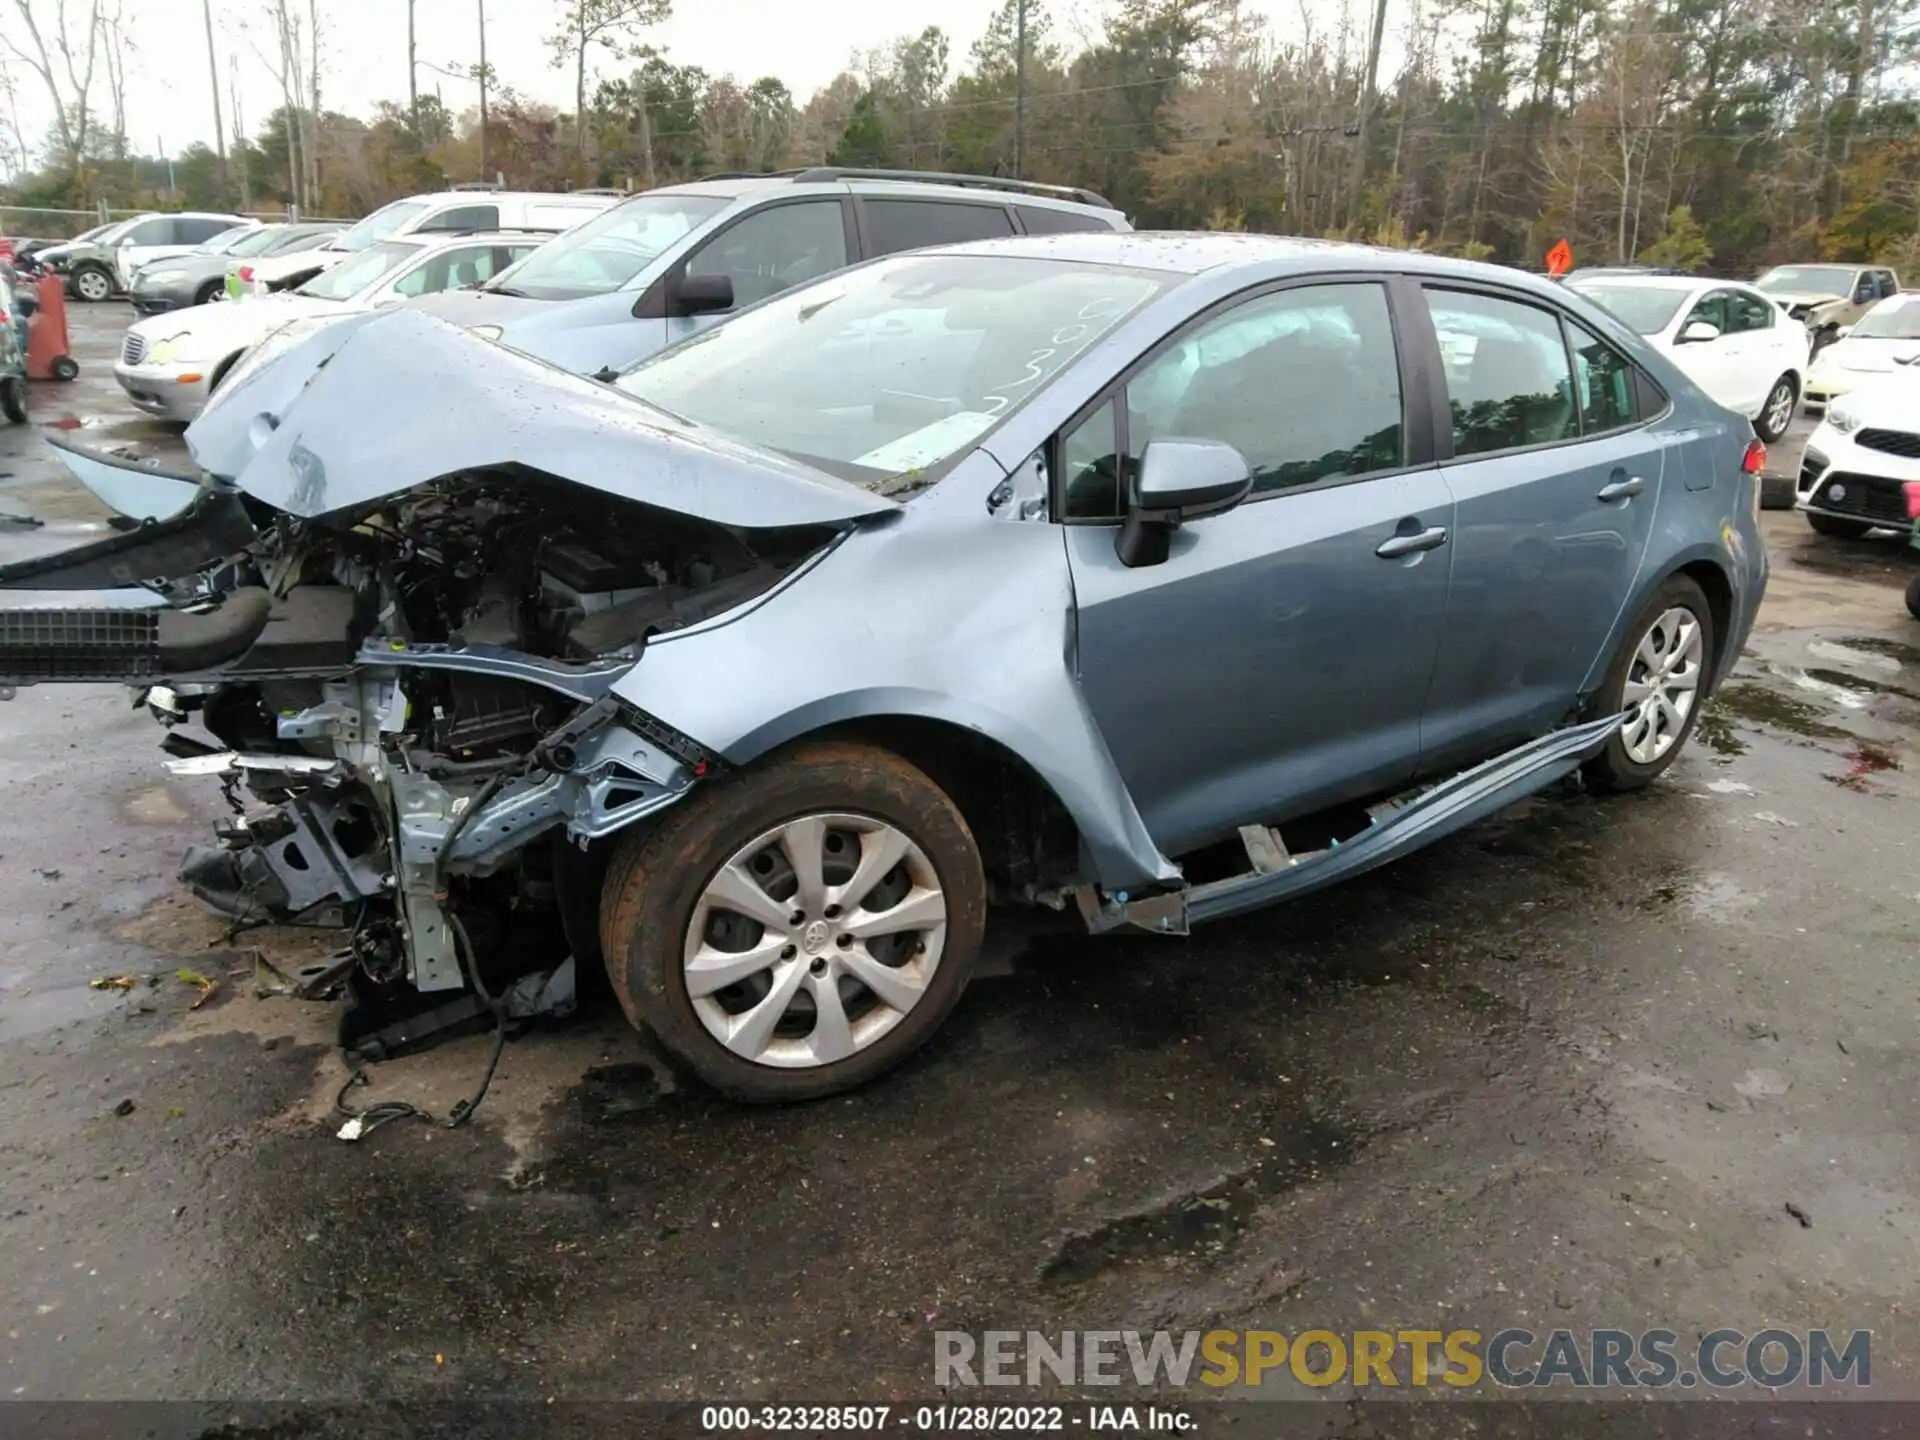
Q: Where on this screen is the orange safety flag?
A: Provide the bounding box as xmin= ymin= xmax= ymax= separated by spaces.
xmin=1545 ymin=239 xmax=1574 ymax=277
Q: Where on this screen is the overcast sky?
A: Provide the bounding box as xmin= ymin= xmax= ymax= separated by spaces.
xmin=2 ymin=0 xmax=1379 ymax=163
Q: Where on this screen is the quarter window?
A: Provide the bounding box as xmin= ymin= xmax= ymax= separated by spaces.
xmin=1424 ymin=289 xmax=1579 ymax=456
xmin=1567 ymin=322 xmax=1637 ymax=434
xmin=864 ymin=200 xmax=1015 ymax=255
xmin=684 ymin=200 xmax=848 ymax=310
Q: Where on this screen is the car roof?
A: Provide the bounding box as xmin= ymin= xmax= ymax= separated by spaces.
xmin=861 ymin=230 xmax=1590 ymax=288
xmin=647 ymin=172 xmax=1116 ymax=215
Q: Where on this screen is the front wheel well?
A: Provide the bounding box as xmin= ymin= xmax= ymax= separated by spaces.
xmin=799 ymin=716 xmax=1086 ymax=900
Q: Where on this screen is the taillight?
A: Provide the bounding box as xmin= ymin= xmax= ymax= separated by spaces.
xmin=1904 ymin=481 xmax=1920 ymax=521
xmin=1743 ymin=439 xmax=1767 ymax=475
xmin=238 ymin=266 xmax=253 ymax=281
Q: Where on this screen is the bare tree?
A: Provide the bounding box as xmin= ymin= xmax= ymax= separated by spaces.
xmin=0 ymin=0 xmax=104 ymax=172
xmin=548 ymin=0 xmax=671 ymax=159
xmin=406 ymin=0 xmax=418 ymax=131
xmin=95 ymin=0 xmax=127 ymax=161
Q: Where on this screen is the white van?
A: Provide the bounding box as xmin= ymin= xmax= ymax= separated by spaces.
xmin=232 ymin=186 xmax=618 ymax=297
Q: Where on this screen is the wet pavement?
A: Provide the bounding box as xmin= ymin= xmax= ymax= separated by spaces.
xmin=2 ymin=304 xmax=1919 ymax=1420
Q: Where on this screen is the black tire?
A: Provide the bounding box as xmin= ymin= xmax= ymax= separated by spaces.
xmin=1759 ymin=473 xmax=1795 ymax=511
xmin=1585 ymin=574 xmax=1717 ymax=792
xmin=1807 ymin=511 xmax=1873 ymax=540
xmin=68 ymin=262 xmax=112 ymax=302
xmin=0 ymin=376 xmax=25 ymax=424
xmin=599 ymin=740 xmax=987 ymax=1102
xmin=1753 ymin=373 xmax=1798 ymax=443
xmin=1906 ymin=572 xmax=1920 ymax=622
xmin=49 ymin=354 xmax=77 ymax=382
xmin=193 ymin=279 xmax=224 ymax=307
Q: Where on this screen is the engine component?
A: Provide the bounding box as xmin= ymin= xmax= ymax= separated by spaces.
xmin=0 ymin=587 xmax=273 ymax=682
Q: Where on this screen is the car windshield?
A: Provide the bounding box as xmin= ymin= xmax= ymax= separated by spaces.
xmin=200 ymin=226 xmax=257 ymax=254
xmin=1756 ymin=265 xmax=1855 ymax=297
xmin=71 ymin=222 xmax=114 ymax=244
xmin=226 ymin=227 xmax=294 ymax=259
xmin=1848 ymin=298 xmax=1920 ymax=339
xmin=485 ymin=194 xmax=727 ymax=299
xmin=615 ymin=252 xmax=1175 ymax=487
xmin=1568 ymin=283 xmax=1689 ymax=334
xmin=329 ymin=199 xmax=431 ymax=254
xmin=294 ymin=240 xmax=421 ymax=301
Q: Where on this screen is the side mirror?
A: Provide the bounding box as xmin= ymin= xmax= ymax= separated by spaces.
xmin=1677 ymin=320 xmax=1721 ymax=344
xmin=1115 ymin=439 xmax=1253 ymax=568
xmin=669 ymin=272 xmax=734 ymax=318
xmin=1836 ymin=325 xmax=1854 ymax=340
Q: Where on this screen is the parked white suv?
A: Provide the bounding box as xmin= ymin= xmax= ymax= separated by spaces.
xmin=231 ymin=186 xmax=618 ymax=297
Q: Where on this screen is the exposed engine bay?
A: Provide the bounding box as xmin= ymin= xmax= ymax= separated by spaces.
xmin=0 ymin=470 xmax=836 ymax=1053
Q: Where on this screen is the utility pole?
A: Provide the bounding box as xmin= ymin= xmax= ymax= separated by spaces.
xmin=1013 ymin=0 xmax=1027 ymax=179
xmin=407 ymin=0 xmax=419 ymax=132
xmin=477 ymin=0 xmax=490 ymax=178
xmin=202 ymin=0 xmax=228 ymax=197
xmin=1346 ymin=0 xmax=1390 ymax=232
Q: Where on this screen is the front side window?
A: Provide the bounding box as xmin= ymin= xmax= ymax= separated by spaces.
xmin=295 ymin=240 xmax=422 ymax=301
xmin=1728 ymin=290 xmax=1776 ymax=332
xmin=1425 ymin=289 xmax=1578 ymax=456
xmin=122 ymin=217 xmax=172 ymax=246
xmin=181 ymin=217 xmax=239 ymax=244
xmin=1683 ymin=291 xmax=1734 ymax=335
xmin=864 ymin=200 xmax=1015 ymax=256
xmin=616 ymin=252 xmax=1174 ymax=489
xmin=684 ymin=200 xmax=848 ymax=310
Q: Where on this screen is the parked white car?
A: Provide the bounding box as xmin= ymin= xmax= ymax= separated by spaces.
xmin=1795 ymin=369 xmax=1920 ymax=538
xmin=117 ymin=230 xmax=547 ymax=422
xmin=1803 ymin=292 xmax=1920 ymax=412
xmin=1566 ymin=274 xmax=1810 ymax=442
xmin=228 ymin=187 xmax=618 ymax=298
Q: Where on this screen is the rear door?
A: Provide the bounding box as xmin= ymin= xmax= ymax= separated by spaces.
xmin=1416 ymin=284 xmax=1665 ymax=775
xmin=1062 ymin=276 xmax=1454 ymax=856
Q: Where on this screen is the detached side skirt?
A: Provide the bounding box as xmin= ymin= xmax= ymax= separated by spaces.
xmin=1083 ymin=712 xmax=1627 ymax=934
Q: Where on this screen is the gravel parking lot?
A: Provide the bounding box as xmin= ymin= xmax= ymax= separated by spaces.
xmin=2 ymin=301 xmax=1918 ymax=1426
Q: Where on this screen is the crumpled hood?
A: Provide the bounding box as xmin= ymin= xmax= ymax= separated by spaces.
xmin=183 ymin=307 xmax=897 ymax=528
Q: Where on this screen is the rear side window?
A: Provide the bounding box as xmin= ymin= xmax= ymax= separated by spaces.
xmin=177 ymin=217 xmax=237 ymax=244
xmin=863 ymin=200 xmax=1014 ymax=256
xmin=1017 ymin=205 xmax=1115 ymax=235
xmin=1424 ymin=289 xmax=1579 ymax=456
xmin=416 ymin=204 xmax=499 ymax=234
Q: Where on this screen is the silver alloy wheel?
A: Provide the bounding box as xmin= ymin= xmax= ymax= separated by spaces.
xmin=1762 ymin=379 xmax=1795 ymax=438
xmin=682 ymin=812 xmax=948 ymax=1069
xmin=1620 ymin=606 xmax=1704 ymax=764
xmin=72 ymin=267 xmax=111 ymax=301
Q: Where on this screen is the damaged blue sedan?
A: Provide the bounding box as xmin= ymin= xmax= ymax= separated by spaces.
xmin=0 ymin=234 xmax=1767 ymax=1100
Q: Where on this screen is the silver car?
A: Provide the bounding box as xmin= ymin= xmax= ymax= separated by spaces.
xmin=1 ymin=233 xmax=1768 ymax=1101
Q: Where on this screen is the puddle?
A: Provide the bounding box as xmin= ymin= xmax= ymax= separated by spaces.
xmin=1707 ymin=683 xmax=1851 ymax=741
xmin=1801 ymin=667 xmax=1920 ymax=702
xmin=1836 ymin=635 xmax=1920 ymax=667
xmin=1808 ymin=638 xmax=1904 ymax=673
xmin=1040 ymin=1116 xmax=1357 ymax=1286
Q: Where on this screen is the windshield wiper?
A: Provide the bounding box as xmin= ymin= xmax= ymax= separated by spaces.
xmin=485 ymin=285 xmax=531 ymax=298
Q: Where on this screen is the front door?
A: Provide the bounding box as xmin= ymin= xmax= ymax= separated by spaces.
xmin=1062 ymin=279 xmax=1454 ymax=858
xmin=663 ymin=198 xmax=852 ymax=348
xmin=1416 ymin=286 xmax=1664 ymax=774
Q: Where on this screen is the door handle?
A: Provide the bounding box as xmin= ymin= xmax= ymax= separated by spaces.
xmin=1597 ymin=475 xmax=1645 ymax=502
xmin=1375 ymin=525 xmax=1449 ymax=559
